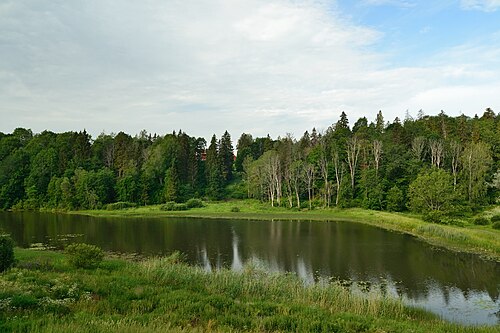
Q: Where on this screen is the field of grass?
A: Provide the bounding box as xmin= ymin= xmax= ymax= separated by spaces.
xmin=1 ymin=248 xmax=498 ymax=333
xmin=73 ymin=200 xmax=500 ymax=262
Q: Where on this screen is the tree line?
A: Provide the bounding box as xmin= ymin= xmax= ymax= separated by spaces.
xmin=0 ymin=109 xmax=499 ymax=220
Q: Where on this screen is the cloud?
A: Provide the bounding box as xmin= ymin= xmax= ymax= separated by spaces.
xmin=361 ymin=0 xmax=416 ymax=8
xmin=460 ymin=0 xmax=500 ymax=12
xmin=0 ymin=0 xmax=499 ymax=140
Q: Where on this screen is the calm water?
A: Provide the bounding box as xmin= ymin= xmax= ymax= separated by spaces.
xmin=0 ymin=212 xmax=498 ymax=326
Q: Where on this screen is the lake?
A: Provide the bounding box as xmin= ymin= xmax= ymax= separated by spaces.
xmin=0 ymin=212 xmax=498 ymax=326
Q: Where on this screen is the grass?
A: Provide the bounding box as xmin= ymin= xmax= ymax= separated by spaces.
xmin=73 ymin=199 xmax=500 ymax=262
xmin=1 ymin=248 xmax=498 ymax=333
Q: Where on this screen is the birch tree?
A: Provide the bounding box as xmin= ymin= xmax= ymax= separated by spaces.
xmin=305 ymin=162 xmax=315 ymax=209
xmin=372 ymin=140 xmax=383 ymax=178
xmin=461 ymin=142 xmax=492 ymax=205
xmin=291 ymin=160 xmax=304 ymax=208
xmin=448 ymin=141 xmax=461 ymax=190
xmin=332 ymin=149 xmax=344 ymax=207
xmin=430 ymin=139 xmax=444 ymax=168
xmin=411 ymin=136 xmax=426 ymax=161
xmin=346 ymin=136 xmax=361 ymax=196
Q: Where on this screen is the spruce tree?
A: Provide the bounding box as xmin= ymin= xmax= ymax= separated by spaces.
xmin=205 ymin=135 xmax=224 ymax=199
xmin=220 ymin=131 xmax=234 ymax=182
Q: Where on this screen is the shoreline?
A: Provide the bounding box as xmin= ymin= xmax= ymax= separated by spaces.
xmin=61 ymin=200 xmax=500 ymax=263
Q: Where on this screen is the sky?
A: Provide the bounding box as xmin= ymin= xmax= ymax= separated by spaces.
xmin=1 ymin=0 xmax=499 ymax=140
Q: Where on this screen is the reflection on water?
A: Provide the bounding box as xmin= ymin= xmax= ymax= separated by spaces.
xmin=0 ymin=212 xmax=498 ymax=325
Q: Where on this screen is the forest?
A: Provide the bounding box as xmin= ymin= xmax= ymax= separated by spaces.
xmin=0 ymin=109 xmax=499 ymax=223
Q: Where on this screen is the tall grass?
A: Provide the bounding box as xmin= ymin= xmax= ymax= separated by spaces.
xmin=1 ymin=249 xmax=498 ymax=332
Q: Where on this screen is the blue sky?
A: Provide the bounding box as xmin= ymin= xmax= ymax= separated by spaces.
xmin=337 ymin=1 xmax=500 ymax=66
xmin=0 ymin=0 xmax=499 ymax=139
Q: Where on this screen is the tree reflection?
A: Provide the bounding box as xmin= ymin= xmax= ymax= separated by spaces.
xmin=1 ymin=212 xmax=498 ymax=325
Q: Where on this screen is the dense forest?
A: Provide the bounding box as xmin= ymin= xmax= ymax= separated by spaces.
xmin=1 ymin=109 xmax=499 ymax=221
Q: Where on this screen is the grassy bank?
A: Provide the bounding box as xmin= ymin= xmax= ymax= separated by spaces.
xmin=73 ymin=200 xmax=500 ymax=262
xmin=1 ymin=248 xmax=498 ymax=333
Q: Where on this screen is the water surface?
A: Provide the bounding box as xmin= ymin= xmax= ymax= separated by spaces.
xmin=0 ymin=212 xmax=498 ymax=325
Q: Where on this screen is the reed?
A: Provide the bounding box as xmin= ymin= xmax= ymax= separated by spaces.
xmin=2 ymin=249 xmax=497 ymax=332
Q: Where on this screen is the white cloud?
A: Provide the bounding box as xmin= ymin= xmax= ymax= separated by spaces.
xmin=361 ymin=0 xmax=416 ymax=8
xmin=0 ymin=0 xmax=499 ymax=140
xmin=461 ymin=0 xmax=500 ymax=12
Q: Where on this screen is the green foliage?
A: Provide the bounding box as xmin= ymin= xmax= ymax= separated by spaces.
xmin=461 ymin=142 xmax=493 ymax=206
xmin=185 ymin=198 xmax=204 ymax=208
xmin=160 ymin=201 xmax=175 ymax=211
xmin=160 ymin=202 xmax=188 ymax=211
xmin=0 ymin=235 xmax=15 ymax=272
xmin=230 ymin=206 xmax=240 ymax=212
xmin=473 ymin=217 xmax=490 ymax=226
xmin=65 ymin=243 xmax=104 ymax=269
xmin=423 ymin=211 xmax=444 ymax=224
xmin=220 ymin=130 xmax=234 ymax=182
xmin=116 ymin=173 xmax=139 ymax=203
xmin=163 ymin=167 xmax=179 ymax=202
xmin=0 ymin=110 xmax=498 ymax=215
xmin=492 ymin=221 xmax=500 ymax=230
xmin=106 ymin=202 xmax=137 ymax=210
xmin=386 ymin=186 xmax=405 ymax=212
xmin=408 ymin=169 xmax=458 ymax=214
xmin=440 ymin=217 xmax=466 ymax=227
xmin=490 ymin=215 xmax=500 ymax=223
xmin=360 ymin=169 xmax=383 ymax=210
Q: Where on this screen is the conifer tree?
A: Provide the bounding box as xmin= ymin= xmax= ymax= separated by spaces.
xmin=219 ymin=131 xmax=234 ymax=182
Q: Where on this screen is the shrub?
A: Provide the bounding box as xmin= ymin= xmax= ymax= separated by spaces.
xmin=174 ymin=203 xmax=188 ymax=211
xmin=160 ymin=201 xmax=176 ymax=211
xmin=423 ymin=211 xmax=444 ymax=224
xmin=491 ymin=215 xmax=500 ymax=223
xmin=65 ymin=243 xmax=104 ymax=269
xmin=473 ymin=217 xmax=490 ymax=226
xmin=440 ymin=218 xmax=466 ymax=227
xmin=160 ymin=202 xmax=188 ymax=211
xmin=0 ymin=235 xmax=15 ymax=272
xmin=186 ymin=198 xmax=204 ymax=209
xmin=106 ymin=202 xmax=136 ymax=210
xmin=230 ymin=206 xmax=240 ymax=212
xmin=492 ymin=222 xmax=500 ymax=230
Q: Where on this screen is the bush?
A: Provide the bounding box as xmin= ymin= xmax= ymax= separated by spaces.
xmin=174 ymin=203 xmax=188 ymax=211
xmin=160 ymin=202 xmax=188 ymax=211
xmin=473 ymin=217 xmax=490 ymax=226
xmin=65 ymin=243 xmax=104 ymax=269
xmin=423 ymin=211 xmax=444 ymax=224
xmin=160 ymin=201 xmax=176 ymax=211
xmin=0 ymin=235 xmax=15 ymax=272
xmin=186 ymin=198 xmax=204 ymax=209
xmin=106 ymin=202 xmax=136 ymax=210
xmin=440 ymin=218 xmax=466 ymax=227
xmin=491 ymin=215 xmax=500 ymax=223
xmin=493 ymin=221 xmax=500 ymax=230
xmin=230 ymin=206 xmax=240 ymax=212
